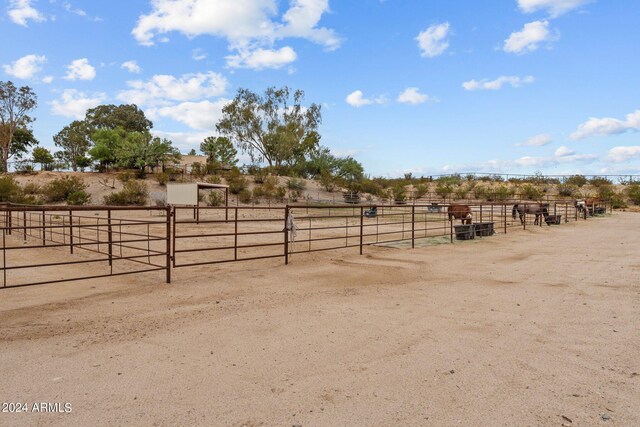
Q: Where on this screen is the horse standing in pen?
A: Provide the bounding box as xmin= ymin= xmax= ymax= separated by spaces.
xmin=512 ymin=203 xmax=550 ymax=225
xmin=447 ymin=204 xmax=473 ymax=224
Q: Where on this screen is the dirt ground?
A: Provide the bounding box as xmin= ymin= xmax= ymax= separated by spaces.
xmin=1 ymin=212 xmax=639 ymax=426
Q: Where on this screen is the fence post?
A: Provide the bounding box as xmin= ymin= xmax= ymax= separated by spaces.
xmin=2 ymin=228 xmax=6 ymax=288
xmin=107 ymin=209 xmax=113 ymax=268
xmin=411 ymin=205 xmax=415 ymax=249
xmin=504 ymin=204 xmax=507 ymax=234
xmin=41 ymin=209 xmax=46 ymax=245
xmin=23 ymin=210 xmax=26 ymax=241
xmin=234 ymin=207 xmax=238 ymax=260
xmin=565 ymin=203 xmax=568 ymax=223
xmin=523 ymin=211 xmax=526 ymax=230
xmin=166 ymin=206 xmax=171 ymax=283
xmin=359 ymin=206 xmax=364 ymax=255
xmin=69 ymin=209 xmax=74 ymax=254
xmin=450 ymin=217 xmax=453 ymax=243
xmin=284 ymin=205 xmax=289 ymax=265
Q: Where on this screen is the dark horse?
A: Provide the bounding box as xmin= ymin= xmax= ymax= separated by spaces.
xmin=512 ymin=203 xmax=550 ymax=225
xmin=448 ymin=204 xmax=473 ymax=224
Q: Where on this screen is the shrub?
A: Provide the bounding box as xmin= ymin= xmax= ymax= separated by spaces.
xmin=565 ymin=175 xmax=587 ymax=187
xmin=289 ymin=189 xmax=303 ymax=202
xmin=44 ymin=176 xmax=87 ymax=203
xmin=473 ymin=186 xmax=488 ymax=200
xmin=191 ymin=162 xmax=205 ymax=178
xmin=275 ymin=186 xmax=287 ymax=202
xmin=116 ymin=170 xmax=136 ymax=183
xmin=66 ymin=191 xmax=91 ymax=205
xmin=414 ymin=184 xmax=428 ymax=199
xmin=626 ymin=184 xmax=640 ymax=205
xmin=556 ymin=184 xmax=577 ymax=197
xmin=454 ymin=186 xmax=468 ymax=200
xmin=0 ymin=176 xmax=22 ymax=202
xmin=319 ymin=172 xmax=336 ymax=192
xmin=205 ymin=174 xmax=222 ymax=184
xmin=435 ymin=182 xmax=454 ymax=199
xmin=155 ymin=172 xmax=169 ymax=186
xmin=492 ymin=185 xmax=515 ymax=201
xmin=207 ymin=191 xmax=224 ymax=206
xmin=520 ymin=184 xmax=543 ymax=201
xmin=104 ymin=180 xmax=148 ymax=206
xmin=589 ymin=177 xmax=612 ymax=187
xmin=226 ymin=169 xmax=248 ymax=194
xmin=253 ymin=168 xmax=268 ymax=184
xmin=22 ymin=182 xmax=41 ymax=195
xmin=392 ymin=185 xmax=406 ymax=203
xmin=164 ymin=167 xmax=182 ymax=181
xmin=287 ymin=177 xmax=306 ymax=191
xmin=237 ymin=189 xmax=252 ymax=204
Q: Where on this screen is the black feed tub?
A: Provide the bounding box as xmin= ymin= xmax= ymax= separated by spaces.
xmin=454 ymin=224 xmax=475 ymax=240
xmin=474 ymin=222 xmax=495 ymax=237
xmin=545 ymin=215 xmax=562 ymax=225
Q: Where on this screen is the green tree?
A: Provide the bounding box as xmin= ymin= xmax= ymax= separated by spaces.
xmin=188 ymin=148 xmax=196 ymax=156
xmin=0 ymin=81 xmax=38 ymax=172
xmin=53 ymin=120 xmax=92 ymax=171
xmin=200 ymin=136 xmax=238 ymax=167
xmin=88 ymin=128 xmax=125 ymax=170
xmin=7 ymin=126 xmax=39 ymax=160
xmin=85 ymin=104 xmax=152 ymax=133
xmin=32 ymin=147 xmax=54 ymax=169
xmin=216 ymin=86 xmax=321 ymax=169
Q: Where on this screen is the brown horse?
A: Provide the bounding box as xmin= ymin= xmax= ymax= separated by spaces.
xmin=448 ymin=204 xmax=473 ymax=224
xmin=512 ymin=203 xmax=549 ymax=225
xmin=575 ymin=197 xmax=601 ymax=214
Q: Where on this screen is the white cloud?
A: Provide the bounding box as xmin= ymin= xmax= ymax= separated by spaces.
xmin=42 ymin=75 xmax=53 ymax=84
xmin=192 ymin=48 xmax=207 ymax=61
xmin=64 ymin=58 xmax=96 ymax=81
xmin=150 ymin=99 xmax=229 ymax=130
xmin=8 ymin=0 xmax=46 ymax=26
xmin=121 ymin=60 xmax=141 ymax=74
xmin=397 ymin=87 xmax=429 ymax=105
xmin=117 ymin=72 xmax=229 ymax=106
xmin=517 ymin=0 xmax=591 ymax=18
xmin=555 ymin=146 xmax=575 ymax=157
xmin=416 ymin=22 xmax=450 ymax=58
xmin=517 ymin=134 xmax=552 ymax=147
xmin=345 ymin=90 xmax=385 ymax=108
xmin=2 ymin=54 xmax=46 ymax=79
xmin=132 ymin=0 xmax=340 ymax=68
xmin=570 ymin=110 xmax=640 ymax=140
xmin=226 ymin=46 xmax=297 ymax=70
xmin=50 ymin=89 xmax=107 ymax=119
xmin=463 ymin=75 xmax=535 ymax=91
xmin=503 ymin=20 xmax=558 ymax=54
xmin=605 ymin=146 xmax=640 ymax=163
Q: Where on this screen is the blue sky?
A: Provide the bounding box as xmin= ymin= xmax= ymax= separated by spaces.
xmin=1 ymin=0 xmax=639 ymax=177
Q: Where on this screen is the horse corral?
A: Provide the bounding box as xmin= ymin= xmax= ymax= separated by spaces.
xmin=0 ymin=200 xmax=610 ymax=289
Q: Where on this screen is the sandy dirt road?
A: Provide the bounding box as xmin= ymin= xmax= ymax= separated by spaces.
xmin=1 ymin=213 xmax=639 ymax=426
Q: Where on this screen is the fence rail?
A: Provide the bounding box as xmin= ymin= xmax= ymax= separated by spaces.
xmin=0 ymin=201 xmax=609 ymax=290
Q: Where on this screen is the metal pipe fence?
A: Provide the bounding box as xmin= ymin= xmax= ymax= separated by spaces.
xmin=0 ymin=204 xmax=171 ymax=289
xmin=0 ymin=200 xmax=607 ymax=290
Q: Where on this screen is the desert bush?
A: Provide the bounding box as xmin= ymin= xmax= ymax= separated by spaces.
xmin=319 ymin=172 xmax=337 ymax=192
xmin=238 ymin=189 xmax=252 ymax=204
xmin=435 ymin=182 xmax=454 ymax=199
xmin=287 ymin=177 xmax=306 ymax=191
xmin=205 ymin=174 xmax=222 ymax=184
xmin=22 ymin=182 xmax=41 ymax=195
xmin=473 ymin=186 xmax=488 ymax=200
xmin=226 ymin=169 xmax=248 ymax=194
xmin=565 ymin=175 xmax=588 ymax=187
xmin=392 ymin=185 xmax=406 ymax=203
xmin=0 ymin=176 xmax=22 ymax=202
xmin=66 ymin=191 xmax=91 ymax=205
xmin=520 ymin=184 xmax=543 ymax=200
xmin=556 ymin=184 xmax=577 ymax=197
xmin=491 ymin=185 xmax=515 ymax=201
xmin=435 ymin=174 xmax=462 ymax=186
xmin=207 ymin=191 xmax=224 ymax=206
xmin=626 ymin=184 xmax=640 ymax=205
xmin=414 ymin=184 xmax=428 ymax=199
xmin=191 ymin=162 xmax=205 ymax=178
xmin=116 ymin=170 xmax=136 ymax=183
xmin=453 ymin=186 xmax=468 ymax=200
xmin=104 ymin=180 xmax=148 ymax=206
xmin=275 ymin=186 xmax=287 ymax=202
xmin=44 ymin=176 xmax=87 ymax=203
xmin=164 ymin=167 xmax=182 ymax=182
xmin=589 ymin=177 xmax=612 ymax=187
xmin=155 ymin=172 xmax=169 ymax=186
xmin=253 ymin=168 xmax=268 ymax=184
